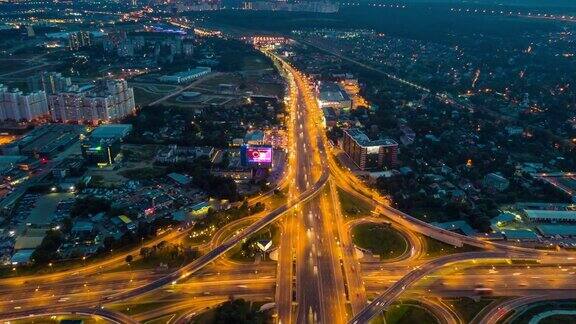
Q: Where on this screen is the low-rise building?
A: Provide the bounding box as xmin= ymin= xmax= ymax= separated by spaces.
xmin=317 ymin=82 xmax=352 ymax=111
xmin=244 ymin=130 xmax=266 ymax=146
xmin=500 ymin=229 xmax=539 ymax=241
xmin=10 ymin=249 xmax=34 ymax=265
xmin=190 ymin=201 xmax=211 ymax=216
xmin=167 ymin=172 xmax=192 ymax=186
xmin=483 ymin=173 xmax=510 ymax=192
xmin=525 ymin=210 xmax=576 ymax=223
xmin=90 ymin=124 xmax=133 ymax=140
xmin=537 ymin=224 xmax=576 ymax=238
xmin=159 ymin=67 xmax=211 ymax=84
xmin=1 ymin=124 xmax=84 ymax=158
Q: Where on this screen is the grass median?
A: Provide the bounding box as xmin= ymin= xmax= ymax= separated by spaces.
xmin=368 ymin=302 xmax=437 ymax=324
xmin=352 ymin=223 xmax=408 ymax=260
xmin=337 ymin=188 xmax=373 ymax=218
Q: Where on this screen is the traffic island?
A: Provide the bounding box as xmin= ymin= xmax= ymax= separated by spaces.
xmin=351 ymin=223 xmax=408 ymax=260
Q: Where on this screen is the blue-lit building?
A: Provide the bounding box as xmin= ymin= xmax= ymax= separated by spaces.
xmin=81 ymin=124 xmax=132 ymax=166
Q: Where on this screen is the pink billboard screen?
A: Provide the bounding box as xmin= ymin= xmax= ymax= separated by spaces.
xmin=246 ymin=147 xmax=272 ymax=163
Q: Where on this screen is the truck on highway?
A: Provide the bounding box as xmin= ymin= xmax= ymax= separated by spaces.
xmin=474 ymin=287 xmax=494 ymax=296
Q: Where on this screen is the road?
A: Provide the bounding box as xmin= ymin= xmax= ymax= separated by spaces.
xmin=349 ymin=252 xmax=510 ymax=323
xmin=282 ymin=52 xmax=350 ymax=324
xmin=472 ymin=292 xmax=576 ymax=324
xmin=274 ymin=54 xmax=299 ymax=324
xmin=1 ymin=307 xmax=138 ymax=324
xmin=266 ymin=48 xmax=350 ymax=324
xmin=328 ymin=179 xmax=367 ymax=315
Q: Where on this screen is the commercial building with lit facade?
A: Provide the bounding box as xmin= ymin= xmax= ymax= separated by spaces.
xmin=81 ymin=138 xmax=121 ymax=166
xmin=342 ymin=128 xmax=398 ymax=171
xmin=81 ymin=124 xmax=132 ymax=167
xmin=317 ymin=82 xmax=352 ymax=112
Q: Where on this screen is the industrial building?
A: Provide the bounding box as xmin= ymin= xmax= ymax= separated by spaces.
xmin=0 ymin=124 xmax=84 ymax=158
xmin=342 ymin=128 xmax=398 ymax=171
xmin=525 ymin=209 xmax=576 ymax=223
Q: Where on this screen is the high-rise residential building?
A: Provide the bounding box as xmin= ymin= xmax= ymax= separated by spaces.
xmin=342 ymin=128 xmax=398 ymax=171
xmin=68 ymin=31 xmax=92 ymax=51
xmin=49 ymin=79 xmax=135 ymax=124
xmin=183 ymin=39 xmax=194 ymax=56
xmin=27 ymin=72 xmax=72 ymax=95
xmin=0 ymin=85 xmax=49 ymax=122
xmin=26 ymin=25 xmax=35 ymax=37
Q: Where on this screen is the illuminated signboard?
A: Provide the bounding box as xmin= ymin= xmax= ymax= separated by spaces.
xmin=366 ymin=145 xmax=380 ymax=154
xmin=246 ymin=146 xmax=273 ymax=164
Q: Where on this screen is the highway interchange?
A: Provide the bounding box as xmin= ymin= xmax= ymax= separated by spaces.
xmin=1 ymin=41 xmax=575 ymax=324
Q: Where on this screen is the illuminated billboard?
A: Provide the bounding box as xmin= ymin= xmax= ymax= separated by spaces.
xmin=246 ymin=146 xmax=272 ymax=164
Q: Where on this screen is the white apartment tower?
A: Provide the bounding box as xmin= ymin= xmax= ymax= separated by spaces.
xmin=0 ymin=85 xmax=49 ymax=121
xmin=49 ymin=79 xmax=135 ymax=124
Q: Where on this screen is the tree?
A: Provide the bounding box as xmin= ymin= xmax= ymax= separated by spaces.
xmin=103 ymin=236 xmax=115 ymax=252
xmin=125 ymin=254 xmax=133 ymax=264
xmin=213 ymin=298 xmax=270 ymax=324
xmin=249 ymin=202 xmax=265 ymax=215
xmin=31 ymin=230 xmax=64 ymax=265
xmin=70 ymin=196 xmax=111 ymax=218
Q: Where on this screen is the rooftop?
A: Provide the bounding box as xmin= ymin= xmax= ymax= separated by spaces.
xmin=191 ymin=201 xmax=210 ymax=211
xmin=14 ymin=235 xmax=45 ymax=250
xmin=90 ymin=124 xmax=133 ymax=140
xmin=168 ymin=172 xmax=192 ymax=185
xmin=244 ymin=130 xmax=265 ymax=142
xmin=319 ymin=82 xmax=350 ymax=102
xmin=525 ymin=210 xmax=576 ymax=221
xmin=72 ymin=220 xmax=94 ymax=233
xmin=431 ymin=220 xmax=477 ymax=236
xmin=500 ymin=229 xmax=538 ymax=240
xmin=344 ymin=128 xmax=398 ymax=147
xmin=118 ymin=215 xmax=132 ymax=224
xmin=537 ymin=224 xmax=576 ymax=237
xmin=10 ymin=249 xmax=34 ymax=264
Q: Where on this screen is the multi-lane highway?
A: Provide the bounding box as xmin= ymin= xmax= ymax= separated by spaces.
xmin=273 ymin=49 xmax=349 ymax=324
